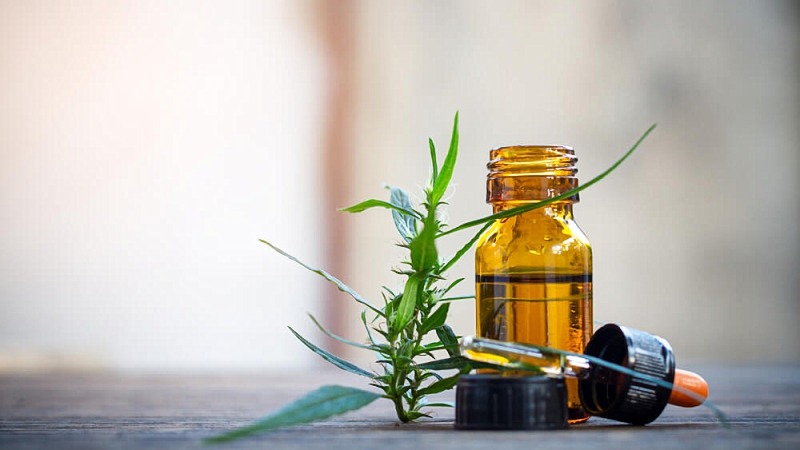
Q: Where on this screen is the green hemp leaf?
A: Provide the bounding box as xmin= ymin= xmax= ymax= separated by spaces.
xmin=207 ymin=386 xmax=381 ymax=443
xmin=207 ymin=114 xmax=656 ymax=442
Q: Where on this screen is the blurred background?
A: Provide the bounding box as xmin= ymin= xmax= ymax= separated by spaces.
xmin=1 ymin=0 xmax=797 ymax=372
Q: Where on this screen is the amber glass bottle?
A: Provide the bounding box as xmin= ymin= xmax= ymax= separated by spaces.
xmin=475 ymin=145 xmax=593 ymax=424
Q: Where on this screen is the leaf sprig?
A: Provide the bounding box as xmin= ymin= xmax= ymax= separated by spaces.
xmin=208 ymin=114 xmax=655 ymax=442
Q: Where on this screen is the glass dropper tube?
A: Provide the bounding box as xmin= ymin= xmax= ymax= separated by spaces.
xmin=461 ymin=335 xmax=592 ymax=379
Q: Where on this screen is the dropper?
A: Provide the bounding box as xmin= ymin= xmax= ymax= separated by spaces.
xmin=461 ymin=335 xmax=592 ymax=378
xmin=461 ymin=324 xmax=710 ymax=425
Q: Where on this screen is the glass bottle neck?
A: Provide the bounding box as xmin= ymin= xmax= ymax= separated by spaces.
xmin=492 ymin=202 xmax=575 ymax=219
xmin=486 ymin=145 xmax=580 ymax=206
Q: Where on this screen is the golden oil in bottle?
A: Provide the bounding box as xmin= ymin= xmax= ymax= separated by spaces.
xmin=475 ymin=146 xmax=592 ymax=424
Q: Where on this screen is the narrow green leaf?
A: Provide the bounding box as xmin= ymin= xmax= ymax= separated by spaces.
xmin=440 ymin=220 xmax=492 ymax=273
xmin=360 ymin=311 xmax=377 ymax=346
xmin=403 ymin=411 xmax=431 ymax=421
xmin=382 ymin=285 xmax=398 ymax=299
xmin=416 ymin=356 xmax=468 ymax=371
xmin=440 ymin=124 xmax=656 ymax=237
xmin=288 ymin=327 xmax=374 ymax=379
xmin=260 ymin=240 xmax=381 ymax=315
xmin=428 ymin=138 xmax=438 ymax=185
xmin=368 ymin=382 xmax=392 ymax=395
xmin=418 ymin=342 xmax=447 ymax=353
xmin=441 ymin=277 xmax=464 ymax=295
xmin=418 ymin=373 xmax=461 ymax=396
xmin=387 ymin=186 xmax=418 ymax=243
xmin=383 ymin=300 xmax=395 ymax=323
xmin=340 ymin=199 xmax=421 ymax=219
xmin=307 ymin=313 xmax=377 ymax=351
xmin=430 ymin=112 xmax=459 ymax=205
xmin=206 ymin=385 xmax=380 ymax=443
xmin=435 ymin=324 xmax=460 ymax=358
xmin=409 ymin=216 xmax=438 ymax=272
xmin=418 ymin=370 xmax=443 ymax=382
xmin=373 ymin=373 xmax=392 ymax=383
xmin=419 ymin=303 xmax=450 ymax=335
xmin=421 ymin=402 xmax=454 ymax=408
xmin=373 ymin=327 xmax=390 ymax=341
xmin=392 ymin=274 xmax=421 ymax=334
xmin=438 ymin=295 xmax=474 ymax=302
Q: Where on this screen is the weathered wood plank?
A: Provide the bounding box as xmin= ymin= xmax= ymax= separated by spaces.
xmin=1 ymin=364 xmax=798 ymax=449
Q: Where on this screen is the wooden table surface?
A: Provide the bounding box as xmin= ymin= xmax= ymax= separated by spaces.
xmin=1 ymin=363 xmax=799 ymax=449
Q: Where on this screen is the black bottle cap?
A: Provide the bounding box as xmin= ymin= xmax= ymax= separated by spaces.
xmin=455 ymin=374 xmax=568 ymax=430
xmin=579 ymin=323 xmax=676 ymax=425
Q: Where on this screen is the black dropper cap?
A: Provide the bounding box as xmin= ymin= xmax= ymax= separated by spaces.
xmin=455 ymin=374 xmax=568 ymax=430
xmin=578 ymin=323 xmax=676 ymax=425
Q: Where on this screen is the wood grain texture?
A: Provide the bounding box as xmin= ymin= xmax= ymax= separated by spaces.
xmin=1 ymin=364 xmax=799 ymax=449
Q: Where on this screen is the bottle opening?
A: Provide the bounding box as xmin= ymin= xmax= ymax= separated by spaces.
xmin=487 ymin=146 xmax=579 ymax=204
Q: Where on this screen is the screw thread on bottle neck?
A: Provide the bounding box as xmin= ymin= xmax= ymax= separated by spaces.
xmin=487 ymin=146 xmax=579 ymax=205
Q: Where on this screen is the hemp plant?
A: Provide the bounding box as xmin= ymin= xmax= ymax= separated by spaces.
xmin=208 ymin=114 xmax=656 ymax=443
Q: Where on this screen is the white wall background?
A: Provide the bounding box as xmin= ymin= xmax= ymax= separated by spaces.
xmin=0 ymin=0 xmax=327 ymax=370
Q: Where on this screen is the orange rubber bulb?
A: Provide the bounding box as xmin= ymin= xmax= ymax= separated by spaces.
xmin=668 ymin=368 xmax=709 ymax=407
